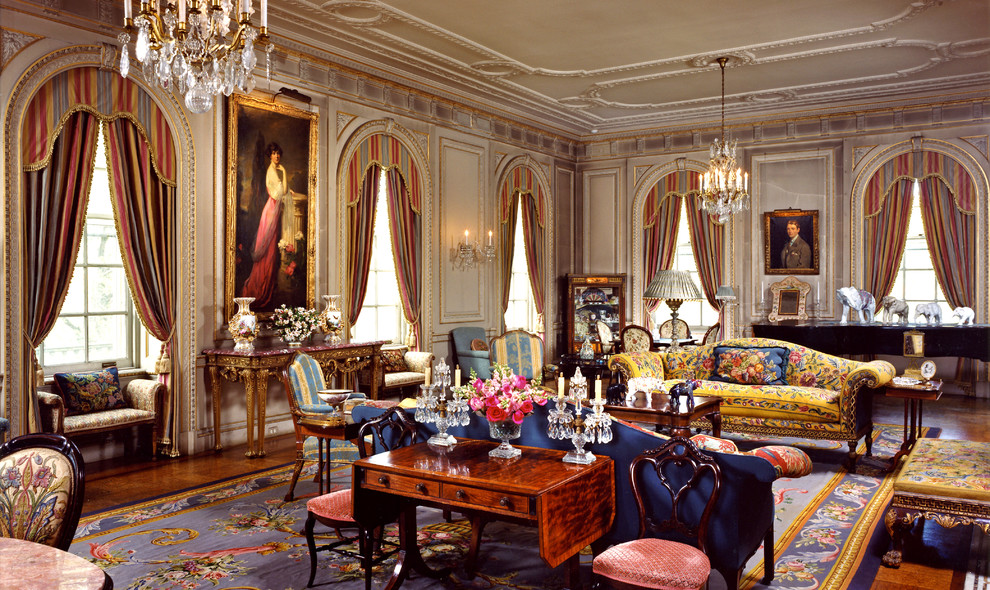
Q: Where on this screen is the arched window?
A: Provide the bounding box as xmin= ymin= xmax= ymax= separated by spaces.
xmin=503 ymin=206 xmax=538 ymax=331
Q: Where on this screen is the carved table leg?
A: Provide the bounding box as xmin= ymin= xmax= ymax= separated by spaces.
xmin=882 ymin=506 xmax=914 ymax=568
xmin=255 ymin=368 xmax=270 ymax=458
xmin=209 ymin=365 xmax=223 ymax=452
xmin=243 ymin=369 xmax=256 ymax=458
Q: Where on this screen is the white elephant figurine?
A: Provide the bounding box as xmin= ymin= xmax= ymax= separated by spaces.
xmin=879 ymin=295 xmax=909 ymax=325
xmin=951 ymin=306 xmax=975 ymax=326
xmin=836 ymin=287 xmax=876 ymax=324
xmin=913 ymin=302 xmax=942 ymax=325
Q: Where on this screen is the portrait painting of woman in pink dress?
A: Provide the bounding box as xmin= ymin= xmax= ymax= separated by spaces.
xmin=227 ymin=94 xmax=317 ymax=318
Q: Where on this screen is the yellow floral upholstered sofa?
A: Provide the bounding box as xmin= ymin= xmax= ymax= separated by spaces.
xmin=607 ymin=337 xmax=895 ymax=469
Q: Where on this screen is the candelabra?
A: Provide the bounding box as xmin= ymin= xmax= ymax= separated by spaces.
xmin=450 ymin=230 xmax=496 ymax=270
xmin=547 ymin=368 xmax=612 ymax=464
xmin=415 ymin=357 xmax=470 ymax=447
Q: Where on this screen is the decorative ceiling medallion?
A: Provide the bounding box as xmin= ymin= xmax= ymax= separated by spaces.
xmin=687 ymin=52 xmax=755 ymax=69
xmin=470 ymin=60 xmax=526 ymax=77
xmin=744 ymin=90 xmax=797 ymax=103
xmin=325 ymin=1 xmax=389 ymax=26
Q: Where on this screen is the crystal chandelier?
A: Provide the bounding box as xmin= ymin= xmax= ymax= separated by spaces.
xmin=119 ymin=0 xmax=273 ymax=114
xmin=699 ymin=57 xmax=749 ymax=224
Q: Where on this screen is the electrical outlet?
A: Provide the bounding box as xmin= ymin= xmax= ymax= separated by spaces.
xmin=267 ymin=425 xmax=278 ymax=436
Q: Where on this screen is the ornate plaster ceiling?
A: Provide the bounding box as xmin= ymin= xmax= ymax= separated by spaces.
xmin=274 ymin=0 xmax=990 ymax=136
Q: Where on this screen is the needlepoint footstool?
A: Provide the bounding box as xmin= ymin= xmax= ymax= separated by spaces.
xmin=883 ymin=438 xmax=990 ymax=567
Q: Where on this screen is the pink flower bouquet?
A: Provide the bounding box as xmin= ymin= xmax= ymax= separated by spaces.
xmin=459 ymin=364 xmax=549 ymax=425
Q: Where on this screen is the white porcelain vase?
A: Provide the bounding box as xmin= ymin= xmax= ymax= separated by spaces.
xmin=229 ymin=297 xmax=258 ymax=352
xmin=319 ymin=294 xmax=344 ymax=344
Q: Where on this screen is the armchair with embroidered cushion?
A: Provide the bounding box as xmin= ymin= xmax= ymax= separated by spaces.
xmin=659 ymin=318 xmax=692 ymax=340
xmin=37 ymin=366 xmax=167 ymax=457
xmin=620 ymin=324 xmax=654 ymax=353
xmin=488 ymin=329 xmax=557 ymax=383
xmin=0 ymin=433 xmax=85 ymax=551
xmin=450 ymin=327 xmax=492 ymax=380
xmin=358 ymin=345 xmax=434 ymax=398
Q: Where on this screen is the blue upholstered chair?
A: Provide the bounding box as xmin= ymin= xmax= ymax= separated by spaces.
xmin=489 ymin=329 xmax=556 ymax=382
xmin=281 ymin=352 xmax=356 ymax=501
xmin=0 ymin=417 xmax=8 ymax=442
xmin=450 ymin=327 xmax=492 ymax=379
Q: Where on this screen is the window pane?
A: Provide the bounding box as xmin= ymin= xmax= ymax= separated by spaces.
xmin=88 ymin=314 xmax=128 ymax=361
xmin=88 ymin=267 xmax=128 ymax=312
xmin=60 ymin=274 xmax=86 ymax=314
xmin=86 ymin=218 xmax=121 ymax=264
xmin=44 ymin=317 xmax=86 ymax=365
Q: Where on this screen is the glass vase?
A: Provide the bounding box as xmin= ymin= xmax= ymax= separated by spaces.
xmin=488 ymin=420 xmax=522 ymax=459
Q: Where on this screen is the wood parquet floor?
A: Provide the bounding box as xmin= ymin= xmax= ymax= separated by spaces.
xmin=82 ymin=393 xmax=990 ymax=589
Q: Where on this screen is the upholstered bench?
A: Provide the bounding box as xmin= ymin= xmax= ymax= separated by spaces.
xmin=883 ymin=438 xmax=990 ymax=567
xmin=38 ymin=367 xmax=167 ymax=457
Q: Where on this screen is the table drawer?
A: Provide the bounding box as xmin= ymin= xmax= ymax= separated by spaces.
xmin=440 ymin=484 xmax=530 ymax=515
xmin=362 ymin=470 xmax=439 ymax=499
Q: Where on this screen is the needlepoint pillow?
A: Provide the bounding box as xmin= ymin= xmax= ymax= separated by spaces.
xmin=470 ymin=338 xmax=489 ymax=351
xmin=710 ymin=346 xmax=788 ymax=386
xmin=54 ymin=366 xmax=126 ymax=416
xmin=746 ymin=445 xmax=813 ymax=478
xmin=380 ymin=349 xmax=408 ymax=373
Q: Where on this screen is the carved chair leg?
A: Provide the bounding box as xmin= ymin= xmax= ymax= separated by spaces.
xmin=284 ymin=456 xmax=306 ymax=502
xmin=845 ymin=440 xmax=859 ymax=473
xmin=717 ymin=566 xmax=741 ymax=590
xmin=305 ymin=513 xmax=319 ymax=587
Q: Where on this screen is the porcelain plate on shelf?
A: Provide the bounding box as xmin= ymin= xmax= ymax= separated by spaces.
xmin=891 ymin=376 xmax=920 ymax=386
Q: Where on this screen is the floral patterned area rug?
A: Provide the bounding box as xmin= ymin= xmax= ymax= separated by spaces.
xmin=70 ymin=426 xmax=936 ymax=590
xmin=731 ymin=423 xmax=941 ymax=590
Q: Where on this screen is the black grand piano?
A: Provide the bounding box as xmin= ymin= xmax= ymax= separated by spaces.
xmin=752 ymin=321 xmax=990 ymax=362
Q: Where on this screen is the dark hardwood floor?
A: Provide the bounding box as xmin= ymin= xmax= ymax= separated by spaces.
xmin=81 ymin=393 xmax=990 ymax=589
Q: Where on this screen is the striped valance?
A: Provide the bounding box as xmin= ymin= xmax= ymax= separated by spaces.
xmin=863 ymin=150 xmax=976 ymax=217
xmin=342 ymin=134 xmax=423 ymax=213
xmin=498 ymin=165 xmax=546 ymax=226
xmin=644 ymin=171 xmax=700 ymax=227
xmin=21 ymin=67 xmax=176 ymax=183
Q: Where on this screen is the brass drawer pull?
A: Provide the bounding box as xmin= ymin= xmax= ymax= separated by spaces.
xmin=415 ymin=483 xmax=428 ymax=494
xmin=499 ymin=497 xmax=510 ymax=507
xmin=455 ymin=489 xmax=467 ymax=500
xmin=377 ymin=475 xmax=389 ymax=487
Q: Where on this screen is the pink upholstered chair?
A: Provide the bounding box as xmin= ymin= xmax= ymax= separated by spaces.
xmin=592 ymin=437 xmax=721 ymax=590
xmin=303 ymin=406 xmax=418 ymax=589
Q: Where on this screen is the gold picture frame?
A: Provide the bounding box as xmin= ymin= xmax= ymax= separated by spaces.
xmin=764 ymin=209 xmax=820 ymax=275
xmin=768 ymin=276 xmax=811 ymax=322
xmin=225 ymin=94 xmax=318 ymax=322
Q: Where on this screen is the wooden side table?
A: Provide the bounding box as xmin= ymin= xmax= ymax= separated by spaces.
xmin=601 ymin=390 xmax=723 ymax=438
xmin=881 ymin=378 xmax=942 ymax=471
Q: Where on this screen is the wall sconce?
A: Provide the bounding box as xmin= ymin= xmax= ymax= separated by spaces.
xmin=451 ymin=229 xmax=496 ymax=270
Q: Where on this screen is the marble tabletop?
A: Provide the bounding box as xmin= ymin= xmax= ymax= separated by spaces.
xmin=0 ymin=537 xmax=110 ymax=589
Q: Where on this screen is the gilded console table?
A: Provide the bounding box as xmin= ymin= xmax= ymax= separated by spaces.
xmin=202 ymin=340 xmax=386 ymax=457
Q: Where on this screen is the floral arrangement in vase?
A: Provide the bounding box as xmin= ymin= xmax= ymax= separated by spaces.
xmin=270 ymin=304 xmax=319 ymax=346
xmin=455 ymin=365 xmax=549 ymax=458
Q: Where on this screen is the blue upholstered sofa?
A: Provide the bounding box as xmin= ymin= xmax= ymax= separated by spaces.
xmin=352 ymin=401 xmax=778 ymax=590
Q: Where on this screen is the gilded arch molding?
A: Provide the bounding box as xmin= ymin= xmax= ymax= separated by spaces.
xmin=3 ymin=46 xmax=196 ymax=446
xmin=850 ymin=138 xmax=989 ymax=322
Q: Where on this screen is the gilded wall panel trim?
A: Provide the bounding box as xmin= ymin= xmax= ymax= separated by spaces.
xmin=438 ymin=137 xmax=486 ymax=324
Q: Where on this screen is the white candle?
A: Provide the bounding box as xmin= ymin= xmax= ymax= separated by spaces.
xmin=178 ymin=0 xmax=186 ymax=22
xmin=425 ymin=367 xmax=431 ymax=385
xmin=595 ymin=378 xmax=602 ymax=402
xmin=454 ymin=366 xmax=461 ymax=387
xmin=557 ymin=376 xmax=565 ymax=398
xmin=240 ymin=0 xmax=249 ymax=14
xmin=261 ymin=0 xmax=267 ymax=27
xmin=488 ymin=230 xmax=493 ymax=246
xmin=124 ymin=0 xmax=132 ymax=20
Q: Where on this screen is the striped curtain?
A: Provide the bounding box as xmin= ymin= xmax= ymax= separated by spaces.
xmin=862 ymin=153 xmax=916 ymax=301
xmin=684 ymin=194 xmax=724 ymax=310
xmin=519 ymin=192 xmax=546 ymax=317
xmin=22 ymin=110 xmax=100 ymax=431
xmin=105 ymin=117 xmax=177 ymax=454
xmin=345 ymin=166 xmax=380 ymax=329
xmin=498 ymin=195 xmax=520 ymax=313
xmin=383 ymin=167 xmax=422 ymax=348
xmin=642 ymin=173 xmax=685 ymax=330
xmin=919 ymin=175 xmax=975 ymax=309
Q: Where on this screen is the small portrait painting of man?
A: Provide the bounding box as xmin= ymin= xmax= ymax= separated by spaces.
xmin=764 ymin=210 xmax=819 ymax=275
